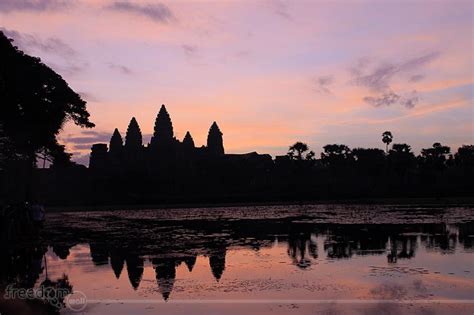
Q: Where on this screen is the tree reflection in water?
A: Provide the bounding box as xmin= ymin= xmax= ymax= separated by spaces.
xmin=1 ymin=214 xmax=472 ymax=303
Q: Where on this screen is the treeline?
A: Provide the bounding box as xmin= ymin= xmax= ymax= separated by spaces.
xmin=18 ymin=136 xmax=473 ymax=206
xmin=273 ymin=137 xmax=473 ymax=200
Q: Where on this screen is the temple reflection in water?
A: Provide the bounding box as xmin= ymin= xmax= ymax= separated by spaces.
xmin=2 ymin=219 xmax=472 ymax=301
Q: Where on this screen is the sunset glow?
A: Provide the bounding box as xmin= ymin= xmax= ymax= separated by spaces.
xmin=1 ymin=0 xmax=472 ymax=164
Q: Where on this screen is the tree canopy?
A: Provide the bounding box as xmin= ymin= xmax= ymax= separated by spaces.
xmin=287 ymin=142 xmax=315 ymax=160
xmin=0 ymin=31 xmax=94 ymax=165
xmin=321 ymin=144 xmax=352 ymax=167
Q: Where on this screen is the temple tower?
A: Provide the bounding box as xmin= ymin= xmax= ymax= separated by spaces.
xmin=109 ymin=128 xmax=123 ymax=154
xmin=207 ymin=122 xmax=224 ymax=156
xmin=183 ymin=131 xmax=195 ymax=150
xmin=150 ymin=105 xmax=174 ymax=150
xmin=89 ymin=143 xmax=108 ymax=170
xmin=124 ymin=117 xmax=142 ymax=150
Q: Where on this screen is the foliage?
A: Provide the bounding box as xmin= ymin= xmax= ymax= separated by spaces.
xmin=420 ymin=142 xmax=451 ymax=170
xmin=352 ymin=148 xmax=385 ymax=175
xmin=321 ymin=144 xmax=352 ymax=167
xmin=287 ymin=142 xmax=315 ymax=160
xmin=387 ymin=143 xmax=416 ymax=176
xmin=0 ymin=31 xmax=94 ymax=165
xmin=454 ymin=145 xmax=474 ymax=169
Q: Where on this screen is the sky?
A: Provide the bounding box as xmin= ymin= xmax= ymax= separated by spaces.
xmin=1 ymin=0 xmax=473 ymax=165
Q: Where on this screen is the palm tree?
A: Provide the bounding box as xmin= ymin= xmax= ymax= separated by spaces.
xmin=382 ymin=131 xmax=393 ymax=153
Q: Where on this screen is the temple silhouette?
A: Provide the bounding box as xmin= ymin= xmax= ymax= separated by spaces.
xmin=89 ymin=104 xmax=270 ymax=174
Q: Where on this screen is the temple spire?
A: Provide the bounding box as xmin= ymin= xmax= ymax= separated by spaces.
xmin=207 ymin=122 xmax=224 ymax=156
xmin=183 ymin=131 xmax=195 ymax=149
xmin=125 ymin=117 xmax=142 ymax=149
xmin=150 ymin=104 xmax=174 ymax=148
xmin=109 ymin=128 xmax=123 ymax=153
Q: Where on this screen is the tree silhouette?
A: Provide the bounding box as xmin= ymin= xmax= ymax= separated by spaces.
xmin=321 ymin=144 xmax=352 ymax=168
xmin=455 ymin=145 xmax=474 ymax=169
xmin=0 ymin=123 xmax=13 ymax=168
xmin=49 ymin=143 xmax=74 ymax=168
xmin=352 ymin=148 xmax=385 ymax=176
xmin=287 ymin=142 xmax=314 ymax=160
xmin=0 ymin=31 xmax=94 ymax=165
xmin=420 ymin=142 xmax=451 ymax=171
xmin=382 ymin=131 xmax=393 ymax=153
xmin=388 ymin=143 xmax=415 ymax=177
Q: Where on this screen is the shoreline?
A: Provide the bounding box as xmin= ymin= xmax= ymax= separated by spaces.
xmin=47 ymin=196 xmax=474 ymax=212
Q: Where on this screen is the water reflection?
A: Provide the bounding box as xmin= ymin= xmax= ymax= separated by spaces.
xmin=1 ymin=218 xmax=473 ymax=302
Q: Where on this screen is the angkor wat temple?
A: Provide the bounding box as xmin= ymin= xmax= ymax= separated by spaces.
xmin=83 ymin=105 xmax=274 ymax=202
xmin=89 ymin=105 xmax=246 ymax=171
xmin=89 ymin=105 xmax=272 ymax=173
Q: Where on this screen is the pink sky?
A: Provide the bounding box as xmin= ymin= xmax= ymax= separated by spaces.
xmin=1 ymin=0 xmax=472 ymax=165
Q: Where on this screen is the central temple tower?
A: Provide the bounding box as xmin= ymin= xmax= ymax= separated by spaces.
xmin=150 ymin=104 xmax=174 ymax=151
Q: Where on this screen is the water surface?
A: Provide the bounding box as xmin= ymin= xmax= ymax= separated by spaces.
xmin=4 ymin=204 xmax=474 ymax=314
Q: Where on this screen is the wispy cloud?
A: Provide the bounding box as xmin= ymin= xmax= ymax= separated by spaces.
xmin=352 ymin=51 xmax=439 ymax=92
xmin=2 ymin=28 xmax=88 ymax=76
xmin=72 ymin=144 xmax=94 ymax=150
xmin=362 ymin=88 xmax=421 ymax=109
xmin=106 ymin=1 xmax=175 ymax=23
xmin=70 ymin=151 xmax=89 ymax=166
xmin=182 ymin=44 xmax=198 ymax=58
xmin=1 ymin=28 xmax=76 ymax=57
xmin=352 ymin=52 xmax=439 ymax=109
xmin=48 ymin=61 xmax=89 ymax=76
xmin=409 ymin=74 xmax=425 ymax=82
xmin=107 ymin=62 xmax=132 ymax=75
xmin=313 ymin=75 xmax=334 ymax=94
xmin=269 ymin=0 xmax=292 ymax=20
xmin=364 ymin=90 xmax=419 ymax=109
xmin=64 ymin=131 xmax=155 ymax=150
xmin=400 ymin=90 xmax=420 ymax=109
xmin=363 ymin=91 xmax=400 ymax=107
xmin=65 ymin=130 xmax=111 ymax=145
xmin=79 ymin=91 xmax=100 ymax=103
xmin=235 ymin=50 xmax=251 ymax=59
xmin=0 ymin=0 xmax=70 ymax=12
